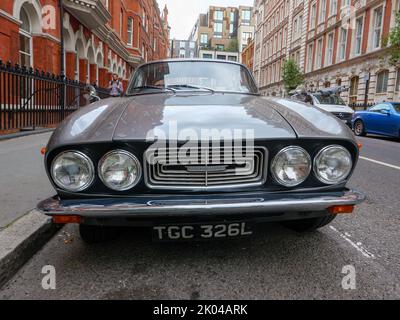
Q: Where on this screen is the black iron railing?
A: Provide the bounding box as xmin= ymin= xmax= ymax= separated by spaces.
xmin=0 ymin=61 xmax=110 ymax=132
xmin=349 ymin=102 xmax=375 ymax=111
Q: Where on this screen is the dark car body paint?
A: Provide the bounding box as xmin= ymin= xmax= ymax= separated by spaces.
xmin=46 ymin=94 xmax=355 ymax=153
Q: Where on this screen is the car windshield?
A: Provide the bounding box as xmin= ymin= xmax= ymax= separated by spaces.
xmin=392 ymin=103 xmax=400 ymax=113
xmin=313 ymin=93 xmax=346 ymax=106
xmin=127 ymin=61 xmax=258 ymax=95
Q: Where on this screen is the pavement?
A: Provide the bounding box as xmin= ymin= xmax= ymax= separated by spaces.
xmin=0 ymin=132 xmax=54 ymax=229
xmin=0 ymin=134 xmax=399 ymax=299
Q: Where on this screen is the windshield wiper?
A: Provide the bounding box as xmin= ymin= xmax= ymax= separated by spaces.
xmin=131 ymin=85 xmax=176 ymax=93
xmin=166 ymin=84 xmax=215 ymax=93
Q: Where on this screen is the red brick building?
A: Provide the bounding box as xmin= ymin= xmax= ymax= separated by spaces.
xmin=241 ymin=38 xmax=254 ymax=72
xmin=0 ymin=0 xmax=170 ymax=88
xmin=253 ymin=0 xmax=400 ymax=103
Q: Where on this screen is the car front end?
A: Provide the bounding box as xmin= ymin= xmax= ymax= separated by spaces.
xmin=37 ymin=60 xmax=366 ymax=242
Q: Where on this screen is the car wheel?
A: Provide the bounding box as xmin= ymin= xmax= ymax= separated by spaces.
xmin=282 ymin=214 xmax=337 ymax=232
xmin=354 ymin=120 xmax=366 ymax=136
xmin=79 ymin=225 xmax=119 ymax=244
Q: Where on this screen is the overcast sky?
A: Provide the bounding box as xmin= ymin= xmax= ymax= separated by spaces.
xmin=157 ymin=0 xmax=255 ymax=40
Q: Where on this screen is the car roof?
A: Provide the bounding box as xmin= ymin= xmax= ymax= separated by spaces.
xmin=137 ymin=58 xmax=246 ymax=69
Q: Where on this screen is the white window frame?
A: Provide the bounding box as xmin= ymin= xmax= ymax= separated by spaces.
xmin=307 ymin=43 xmax=314 ymax=72
xmin=329 ymin=0 xmax=338 ymax=17
xmin=316 ymin=38 xmax=323 ymax=69
xmin=353 ymin=16 xmax=364 ymax=56
xmin=372 ymin=6 xmax=384 ymax=50
xmin=326 ymin=32 xmax=334 ymax=65
xmin=338 ymin=28 xmax=347 ymax=61
xmin=376 ymin=70 xmax=389 ymax=94
xmin=127 ymin=17 xmax=133 ymax=46
xmin=319 ymin=0 xmax=327 ymax=24
xmin=310 ymin=2 xmax=317 ymax=29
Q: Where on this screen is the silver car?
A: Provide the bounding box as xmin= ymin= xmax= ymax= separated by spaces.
xmin=37 ymin=59 xmax=365 ymax=243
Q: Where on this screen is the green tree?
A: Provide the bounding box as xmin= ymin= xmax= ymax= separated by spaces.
xmin=387 ymin=12 xmax=400 ymax=65
xmin=226 ymin=39 xmax=239 ymax=52
xmin=282 ymin=59 xmax=304 ymax=93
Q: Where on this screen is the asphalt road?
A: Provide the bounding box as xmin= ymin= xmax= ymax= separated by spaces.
xmin=0 ymin=132 xmax=53 ymax=229
xmin=0 ymin=134 xmax=399 ymax=299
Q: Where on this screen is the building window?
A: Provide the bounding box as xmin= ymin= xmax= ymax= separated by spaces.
xmin=316 ymin=38 xmax=323 ymax=69
xmin=319 ymin=0 xmax=327 ymax=23
xmin=214 ymin=10 xmax=223 ymax=21
xmin=216 ymin=54 xmax=226 ymax=60
xmin=376 ymin=70 xmax=389 ymax=93
xmin=329 ymin=0 xmax=338 ymax=16
xmin=354 ymin=17 xmax=363 ymax=55
xmin=349 ymin=76 xmax=359 ymax=104
xmin=293 ymin=15 xmax=302 ymax=40
xmin=326 ymin=33 xmax=334 ymax=65
xmin=127 ymin=17 xmax=133 ymax=46
xmin=310 ymin=3 xmax=316 ymax=29
xmin=202 ymin=53 xmax=213 ymax=59
xmin=241 ymin=9 xmax=251 ymax=25
xmin=19 ymin=7 xmax=32 ymax=68
xmin=342 ymin=0 xmax=351 ymax=8
xmin=200 ymin=34 xmax=208 ymax=45
xmin=396 ymin=69 xmax=400 ymax=92
xmin=373 ymin=7 xmax=383 ymax=49
xmin=120 ymin=9 xmax=123 ymax=37
xmin=307 ymin=43 xmax=314 ymax=72
xmin=228 ymin=56 xmax=237 ymax=61
xmin=214 ymin=22 xmax=223 ymax=35
xmin=338 ymin=28 xmax=347 ymax=61
xmin=215 ymin=44 xmax=225 ymax=51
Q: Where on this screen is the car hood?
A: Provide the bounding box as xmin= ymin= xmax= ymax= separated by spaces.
xmin=46 ymin=94 xmax=355 ymax=152
xmin=314 ymin=104 xmax=355 ymax=113
xmin=113 ymin=94 xmax=296 ymax=141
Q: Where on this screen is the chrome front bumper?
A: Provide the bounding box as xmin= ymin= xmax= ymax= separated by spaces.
xmin=37 ymin=189 xmax=365 ymax=219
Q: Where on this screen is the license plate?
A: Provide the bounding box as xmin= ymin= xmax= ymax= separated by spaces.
xmin=152 ymin=222 xmax=254 ymax=242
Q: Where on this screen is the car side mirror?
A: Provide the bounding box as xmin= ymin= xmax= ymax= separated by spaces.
xmin=380 ymin=109 xmax=391 ymax=116
xmin=85 ymin=85 xmax=101 ymax=102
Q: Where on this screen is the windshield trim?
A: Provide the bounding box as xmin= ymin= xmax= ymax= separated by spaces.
xmin=126 ymin=59 xmax=259 ymax=95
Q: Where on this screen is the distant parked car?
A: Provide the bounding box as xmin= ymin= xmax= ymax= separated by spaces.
xmin=291 ymin=87 xmax=354 ymax=128
xmin=352 ymin=103 xmax=400 ymax=138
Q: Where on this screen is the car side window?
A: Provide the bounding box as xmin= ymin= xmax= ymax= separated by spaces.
xmin=369 ymin=104 xmax=389 ymax=112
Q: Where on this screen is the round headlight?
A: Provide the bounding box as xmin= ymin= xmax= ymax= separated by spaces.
xmin=51 ymin=151 xmax=95 ymax=192
xmin=271 ymin=146 xmax=311 ymax=187
xmin=314 ymin=145 xmax=352 ymax=184
xmin=98 ymin=150 xmax=141 ymax=191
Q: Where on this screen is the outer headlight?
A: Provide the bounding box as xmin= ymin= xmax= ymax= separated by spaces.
xmin=98 ymin=150 xmax=141 ymax=191
xmin=51 ymin=151 xmax=95 ymax=192
xmin=314 ymin=145 xmax=352 ymax=184
xmin=271 ymin=146 xmax=311 ymax=187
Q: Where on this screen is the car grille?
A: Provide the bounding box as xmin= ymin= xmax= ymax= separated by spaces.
xmin=144 ymin=147 xmax=267 ymax=190
xmin=332 ymin=112 xmax=353 ymax=121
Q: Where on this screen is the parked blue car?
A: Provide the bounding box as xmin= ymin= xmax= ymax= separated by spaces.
xmin=352 ymin=102 xmax=400 ymax=138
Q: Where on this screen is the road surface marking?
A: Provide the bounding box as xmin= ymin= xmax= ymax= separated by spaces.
xmin=359 ymin=156 xmax=400 ymax=171
xmin=329 ymin=226 xmax=375 ymax=259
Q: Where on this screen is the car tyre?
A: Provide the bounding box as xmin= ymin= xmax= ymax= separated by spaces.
xmin=282 ymin=214 xmax=337 ymax=232
xmin=79 ymin=225 xmax=119 ymax=244
xmin=354 ymin=120 xmax=366 ymax=136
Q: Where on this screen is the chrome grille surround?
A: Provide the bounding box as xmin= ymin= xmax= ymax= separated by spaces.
xmin=144 ymin=146 xmax=268 ymax=190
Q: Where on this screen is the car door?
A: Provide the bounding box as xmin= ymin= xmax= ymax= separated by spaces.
xmin=367 ymin=104 xmax=393 ymax=135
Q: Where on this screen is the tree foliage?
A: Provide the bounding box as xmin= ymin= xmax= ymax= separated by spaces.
xmin=387 ymin=12 xmax=400 ymax=65
xmin=226 ymin=39 xmax=239 ymax=52
xmin=282 ymin=59 xmax=304 ymax=93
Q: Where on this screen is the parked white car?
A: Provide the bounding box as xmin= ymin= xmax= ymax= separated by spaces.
xmin=291 ymin=88 xmax=354 ymax=128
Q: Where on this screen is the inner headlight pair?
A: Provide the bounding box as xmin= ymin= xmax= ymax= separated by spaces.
xmin=51 ymin=150 xmax=141 ymax=192
xmin=271 ymin=145 xmax=352 ymax=187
